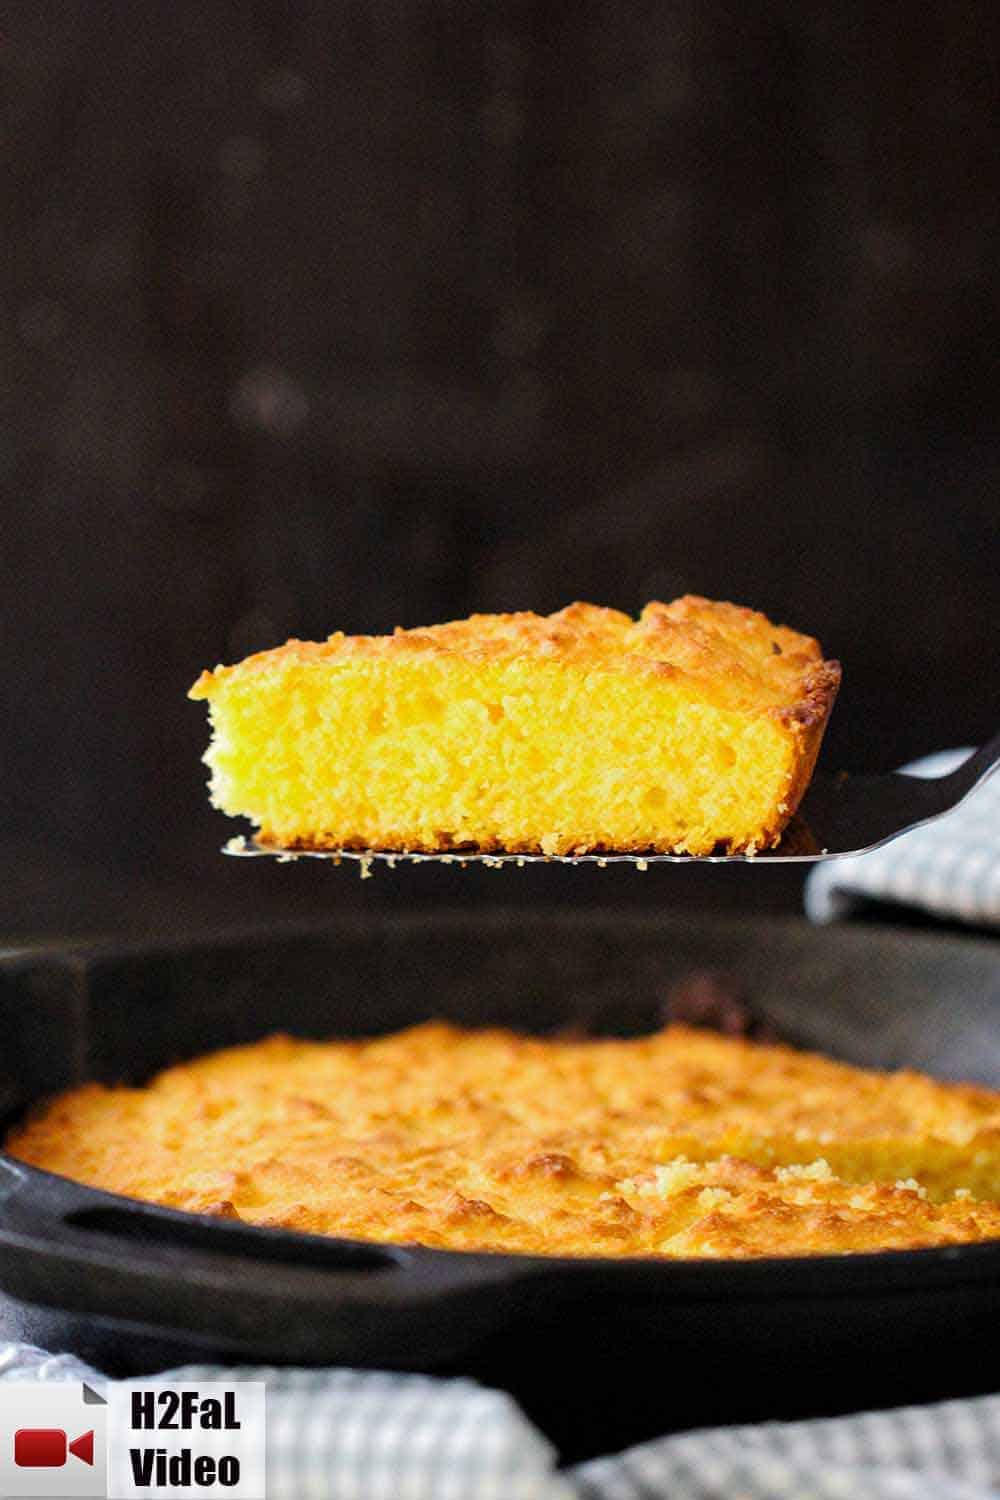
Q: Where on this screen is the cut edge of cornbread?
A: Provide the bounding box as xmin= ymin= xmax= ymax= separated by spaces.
xmin=190 ymin=597 xmax=841 ymax=856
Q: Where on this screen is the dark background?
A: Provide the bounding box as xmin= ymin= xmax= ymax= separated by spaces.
xmin=3 ymin=1 xmax=998 ymax=940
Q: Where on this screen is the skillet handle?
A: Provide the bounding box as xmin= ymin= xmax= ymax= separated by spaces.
xmin=0 ymin=1155 xmax=536 ymax=1315
xmin=61 ymin=1199 xmax=406 ymax=1274
xmin=0 ymin=1155 xmax=484 ymax=1278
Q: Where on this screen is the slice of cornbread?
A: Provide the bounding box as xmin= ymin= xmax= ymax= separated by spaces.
xmin=189 ymin=597 xmax=840 ymax=855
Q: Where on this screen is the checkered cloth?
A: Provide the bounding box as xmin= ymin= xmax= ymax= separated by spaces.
xmin=3 ymin=1348 xmax=1000 ymax=1499
xmin=806 ymin=748 xmax=1000 ymax=930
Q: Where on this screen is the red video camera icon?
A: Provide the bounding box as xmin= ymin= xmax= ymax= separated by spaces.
xmin=14 ymin=1428 xmax=95 ymax=1467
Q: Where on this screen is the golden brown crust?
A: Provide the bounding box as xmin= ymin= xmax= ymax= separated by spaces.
xmin=766 ymin=658 xmax=843 ymax=832
xmin=190 ymin=595 xmax=840 ymax=729
xmin=11 ymin=1023 xmax=1000 ymax=1260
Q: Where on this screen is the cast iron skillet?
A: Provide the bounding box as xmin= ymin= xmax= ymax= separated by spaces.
xmin=0 ymin=912 xmax=998 ymax=1460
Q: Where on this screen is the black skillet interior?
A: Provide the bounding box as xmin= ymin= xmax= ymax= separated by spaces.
xmin=1 ymin=911 xmax=998 ymax=1461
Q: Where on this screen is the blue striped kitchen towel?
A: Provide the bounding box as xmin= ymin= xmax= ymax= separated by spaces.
xmin=3 ymin=1346 xmax=1000 ymax=1499
xmin=806 ymin=748 xmax=1000 ymax=930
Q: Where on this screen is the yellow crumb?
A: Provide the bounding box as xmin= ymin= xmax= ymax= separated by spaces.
xmin=189 ymin=597 xmax=840 ymax=856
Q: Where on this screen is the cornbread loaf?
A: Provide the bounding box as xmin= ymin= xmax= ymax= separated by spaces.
xmin=10 ymin=1023 xmax=1000 ymax=1259
xmin=189 ymin=597 xmax=840 ymax=855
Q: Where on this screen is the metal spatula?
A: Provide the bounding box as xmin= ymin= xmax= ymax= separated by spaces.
xmin=223 ymin=730 xmax=1000 ymax=866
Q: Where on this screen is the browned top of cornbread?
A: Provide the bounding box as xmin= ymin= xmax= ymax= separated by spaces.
xmin=11 ymin=1023 xmax=1000 ymax=1260
xmin=189 ymin=597 xmax=841 ymax=726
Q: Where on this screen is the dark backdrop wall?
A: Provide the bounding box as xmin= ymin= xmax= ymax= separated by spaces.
xmin=3 ymin=1 xmax=998 ymax=936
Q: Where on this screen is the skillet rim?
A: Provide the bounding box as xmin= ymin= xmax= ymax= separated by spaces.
xmin=3 ymin=904 xmax=1000 ymax=966
xmin=4 ymin=1151 xmax=1000 ymax=1301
